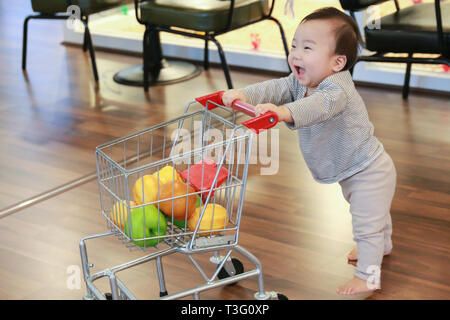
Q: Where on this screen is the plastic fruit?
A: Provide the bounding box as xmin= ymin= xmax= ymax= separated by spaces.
xmin=196 ymin=195 xmax=202 ymax=207
xmin=159 ymin=180 xmax=197 ymax=220
xmin=180 ymin=158 xmax=229 ymax=203
xmin=172 ymin=219 xmax=187 ymax=229
xmin=124 ymin=205 xmax=167 ymax=247
xmin=188 ymin=204 xmax=229 ymax=235
xmin=110 ymin=200 xmax=136 ymax=231
xmin=170 ymin=196 xmax=202 ymax=228
xmin=133 ymin=175 xmax=158 ymax=205
xmin=153 ymin=165 xmax=182 ymax=186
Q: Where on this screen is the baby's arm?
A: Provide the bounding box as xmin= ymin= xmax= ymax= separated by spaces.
xmin=284 ymin=85 xmax=347 ymax=129
xmin=222 ymin=90 xmax=294 ymax=123
xmin=222 ymin=73 xmax=297 ymax=118
xmin=222 ymin=74 xmax=294 ymax=107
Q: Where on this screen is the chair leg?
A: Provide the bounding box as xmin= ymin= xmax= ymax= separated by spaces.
xmin=22 ymin=15 xmax=34 ymax=70
xmin=143 ymin=25 xmax=151 ymax=92
xmin=403 ymin=53 xmax=413 ymax=99
xmin=268 ymin=16 xmax=289 ymax=66
xmin=82 ymin=16 xmax=89 ymax=52
xmin=210 ymin=37 xmax=233 ymax=89
xmin=148 ymin=27 xmax=163 ymax=81
xmin=143 ymin=25 xmax=163 ymax=92
xmin=204 ymin=37 xmax=209 ymax=70
xmin=82 ymin=18 xmax=99 ymax=82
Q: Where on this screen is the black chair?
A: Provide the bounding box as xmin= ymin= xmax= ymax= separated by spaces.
xmin=23 ymin=0 xmax=130 ymax=82
xmin=339 ymin=0 xmax=449 ymax=99
xmin=125 ymin=0 xmax=290 ymax=92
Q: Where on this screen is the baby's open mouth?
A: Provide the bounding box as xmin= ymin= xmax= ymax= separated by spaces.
xmin=295 ymin=66 xmax=305 ymax=76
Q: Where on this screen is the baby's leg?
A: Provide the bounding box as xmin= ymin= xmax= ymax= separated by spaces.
xmin=352 ymin=210 xmax=386 ymax=285
xmin=347 ymin=212 xmax=393 ymax=261
xmin=337 ymin=151 xmax=396 ymax=295
xmin=337 ymin=207 xmax=387 ymax=295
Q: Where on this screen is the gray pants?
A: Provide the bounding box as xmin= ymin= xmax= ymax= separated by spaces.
xmin=339 ymin=151 xmax=397 ymax=281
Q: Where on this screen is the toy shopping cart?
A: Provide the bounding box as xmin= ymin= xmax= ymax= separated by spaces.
xmin=79 ymin=91 xmax=287 ymax=300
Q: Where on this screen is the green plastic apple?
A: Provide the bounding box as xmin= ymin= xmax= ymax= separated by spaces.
xmin=124 ymin=205 xmax=167 ymax=247
xmin=171 ymin=195 xmax=202 ymax=229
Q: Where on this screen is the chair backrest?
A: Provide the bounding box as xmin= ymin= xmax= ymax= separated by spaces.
xmin=339 ymin=0 xmax=390 ymax=11
xmin=31 ymin=0 xmax=129 ymax=15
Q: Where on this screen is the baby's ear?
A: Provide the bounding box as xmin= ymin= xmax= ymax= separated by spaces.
xmin=332 ymin=55 xmax=347 ymax=72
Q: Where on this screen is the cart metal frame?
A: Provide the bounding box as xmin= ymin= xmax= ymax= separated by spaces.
xmin=79 ymin=96 xmax=283 ymax=300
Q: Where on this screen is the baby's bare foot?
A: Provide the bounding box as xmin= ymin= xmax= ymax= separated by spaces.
xmin=336 ymin=276 xmax=379 ymax=295
xmin=347 ymin=247 xmax=392 ymax=261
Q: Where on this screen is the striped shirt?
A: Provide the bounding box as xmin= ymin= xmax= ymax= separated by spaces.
xmin=240 ymin=70 xmax=384 ymax=184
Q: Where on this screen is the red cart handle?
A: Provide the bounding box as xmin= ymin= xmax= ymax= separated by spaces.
xmin=195 ymin=91 xmax=278 ymax=134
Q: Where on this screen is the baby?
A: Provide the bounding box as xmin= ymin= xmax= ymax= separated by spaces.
xmin=222 ymin=7 xmax=397 ymax=295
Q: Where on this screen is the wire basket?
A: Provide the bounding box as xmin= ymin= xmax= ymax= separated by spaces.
xmin=95 ymin=104 xmax=253 ymax=252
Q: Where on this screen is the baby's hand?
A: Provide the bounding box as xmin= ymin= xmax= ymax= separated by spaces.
xmin=254 ymin=103 xmax=279 ymax=117
xmin=255 ymin=103 xmax=292 ymax=123
xmin=222 ymin=89 xmax=247 ymax=108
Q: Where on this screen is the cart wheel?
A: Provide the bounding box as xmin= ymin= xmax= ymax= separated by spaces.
xmin=104 ymin=293 xmax=113 ymax=300
xmin=276 ymin=293 xmax=288 ymax=300
xmin=217 ymin=258 xmax=244 ymax=285
xmin=160 ymin=291 xmax=168 ymax=297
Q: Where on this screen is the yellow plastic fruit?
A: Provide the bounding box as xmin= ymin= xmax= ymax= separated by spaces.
xmin=188 ymin=204 xmax=229 ymax=236
xmin=133 ymin=175 xmax=158 ymax=205
xmin=153 ymin=165 xmax=182 ymax=186
xmin=111 ymin=200 xmax=136 ymax=231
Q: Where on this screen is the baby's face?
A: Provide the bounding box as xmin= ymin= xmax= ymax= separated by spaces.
xmin=288 ymin=19 xmax=344 ymax=90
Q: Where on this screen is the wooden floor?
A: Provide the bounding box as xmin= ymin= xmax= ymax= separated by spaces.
xmin=0 ymin=2 xmax=449 ymax=300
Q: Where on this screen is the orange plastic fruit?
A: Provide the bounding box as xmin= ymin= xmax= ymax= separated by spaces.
xmin=158 ymin=181 xmax=197 ymax=220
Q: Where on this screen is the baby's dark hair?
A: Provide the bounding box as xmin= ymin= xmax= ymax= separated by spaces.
xmin=301 ymin=7 xmax=363 ymax=70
